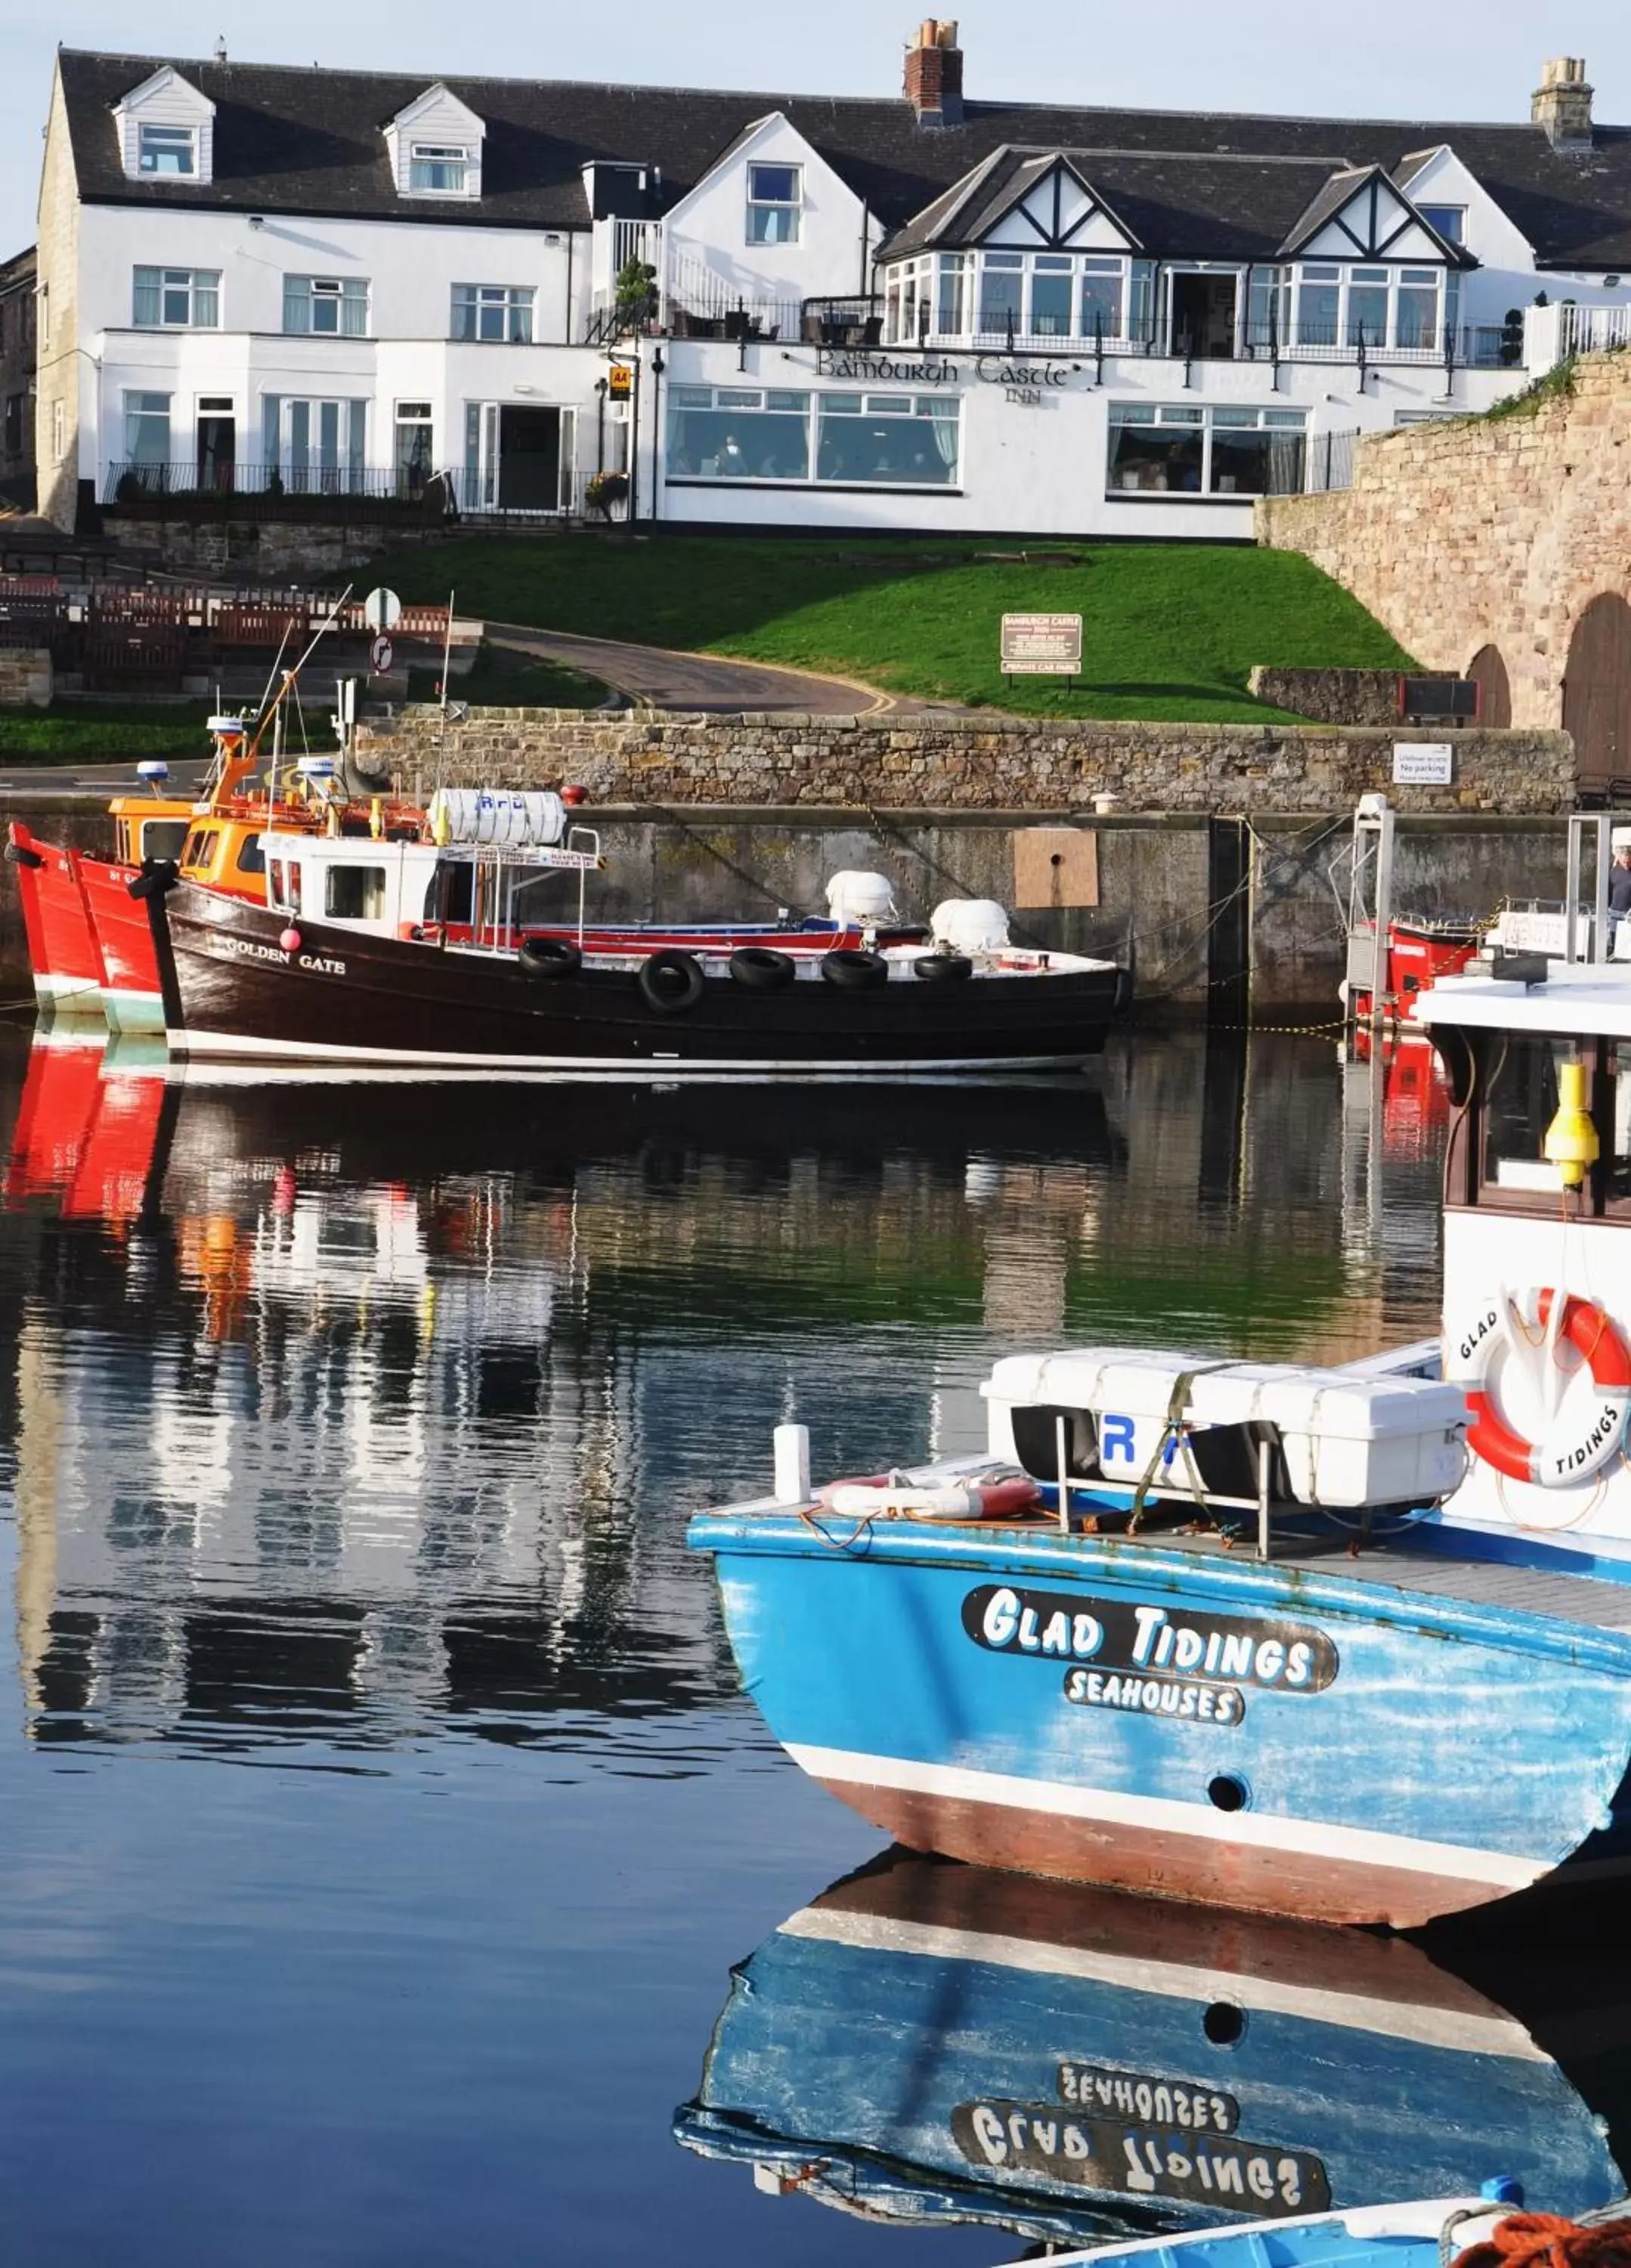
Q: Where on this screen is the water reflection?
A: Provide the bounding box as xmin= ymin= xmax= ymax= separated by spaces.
xmin=676 ymin=1851 xmax=1631 ymax=2245
xmin=0 ymin=1024 xmax=1454 ymax=2263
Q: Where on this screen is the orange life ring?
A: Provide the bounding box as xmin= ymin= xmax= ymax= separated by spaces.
xmin=1447 ymin=1288 xmax=1631 ymax=1488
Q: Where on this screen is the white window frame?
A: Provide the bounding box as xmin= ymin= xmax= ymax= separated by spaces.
xmin=1290 ymin=262 xmax=1448 ymax=355
xmin=450 ymin=284 xmax=536 ymax=343
xmin=138 ymin=123 xmax=197 ymax=178
xmin=122 ymin=389 xmax=172 ymax=469
xmin=884 ymin=250 xmax=1135 ymax=348
xmin=746 ymin=163 xmax=803 ymax=246
xmin=133 ymin=265 xmax=220 ymax=330
xmin=1106 ymin=401 xmax=1307 ymax=500
xmin=1416 ymin=204 xmax=1466 ymax=246
xmin=409 ymin=142 xmax=471 ymax=196
xmin=666 ymin=384 xmax=961 ymax=491
xmin=283 ymin=276 xmax=370 ymax=338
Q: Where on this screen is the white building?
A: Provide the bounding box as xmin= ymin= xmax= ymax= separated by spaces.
xmin=33 ymin=33 xmax=1631 ymax=539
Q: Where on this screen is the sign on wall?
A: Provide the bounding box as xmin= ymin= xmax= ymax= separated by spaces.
xmin=607 ymin=364 xmax=634 ymax=399
xmin=1001 ymin=613 xmax=1084 ymax=676
xmin=1392 ymin=742 xmax=1454 ymax=785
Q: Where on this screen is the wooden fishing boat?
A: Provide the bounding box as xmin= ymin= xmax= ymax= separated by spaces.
xmin=677 ymin=1848 xmax=1610 ymax=2242
xmin=141 ymin=799 xmax=1126 ymax=1077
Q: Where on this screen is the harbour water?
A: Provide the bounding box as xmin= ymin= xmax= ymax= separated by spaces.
xmin=0 ymin=1028 xmax=1469 ymax=2263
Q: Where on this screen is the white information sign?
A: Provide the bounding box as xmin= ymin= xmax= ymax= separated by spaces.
xmin=1001 ymin=612 xmax=1083 ymax=676
xmin=1392 ymin=742 xmax=1453 ymax=785
xmin=363 ymin=586 xmax=403 ymax=632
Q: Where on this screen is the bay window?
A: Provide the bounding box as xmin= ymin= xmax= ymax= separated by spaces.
xmin=667 ymin=386 xmax=960 ymax=488
xmin=882 ymin=250 xmax=1134 ymax=345
xmin=283 ymin=276 xmax=370 ymax=337
xmin=1290 ymin=262 xmax=1449 ymax=355
xmin=132 ymin=265 xmax=219 ymax=329
xmin=1029 ymin=255 xmax=1074 ymax=336
xmin=977 ymin=253 xmax=1023 ymax=338
xmin=1079 ymin=259 xmax=1125 ymax=341
xmin=1107 ymin=403 xmax=1306 ymax=497
xmin=936 ymin=253 xmax=970 ymax=335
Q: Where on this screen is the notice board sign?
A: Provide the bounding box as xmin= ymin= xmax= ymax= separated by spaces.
xmin=1392 ymin=742 xmax=1453 ymax=785
xmin=1001 ymin=613 xmax=1083 ymax=675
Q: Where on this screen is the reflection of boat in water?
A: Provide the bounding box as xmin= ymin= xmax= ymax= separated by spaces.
xmin=674 ymin=1848 xmax=1630 ymax=2249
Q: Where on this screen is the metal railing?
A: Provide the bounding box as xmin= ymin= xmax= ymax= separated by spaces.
xmin=873 ymin=318 xmax=1521 ymax=370
xmin=103 ymin=460 xmax=442 ymax=510
xmin=1270 ymin=428 xmax=1357 ymax=494
xmin=104 ymin=460 xmax=627 ymax=525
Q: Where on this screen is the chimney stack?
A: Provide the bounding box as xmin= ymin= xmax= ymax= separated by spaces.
xmin=905 ymin=20 xmax=964 ymax=129
xmin=1533 ymin=57 xmax=1594 ymax=150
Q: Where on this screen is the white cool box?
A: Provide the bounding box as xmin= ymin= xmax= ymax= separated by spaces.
xmin=983 ymin=1349 xmax=1469 ymax=1511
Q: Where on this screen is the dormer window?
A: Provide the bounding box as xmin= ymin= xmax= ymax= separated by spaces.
xmin=410 ymin=143 xmax=469 ymax=195
xmin=139 ymin=124 xmax=197 ymax=177
xmin=1417 ymin=204 xmax=1466 ymax=246
xmin=747 ymin=165 xmax=802 ymax=246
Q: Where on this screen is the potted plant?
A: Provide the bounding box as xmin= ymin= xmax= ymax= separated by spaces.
xmin=613 ymin=257 xmax=658 ymax=336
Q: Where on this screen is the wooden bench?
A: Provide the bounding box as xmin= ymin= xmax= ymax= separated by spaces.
xmin=82 ymin=624 xmax=187 ymax=691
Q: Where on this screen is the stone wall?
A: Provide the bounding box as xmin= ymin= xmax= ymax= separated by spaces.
xmin=1247 ymin=666 xmax=1405 ymax=727
xmin=104 ymin=515 xmax=458 ymax=579
xmin=0 ymin=648 xmax=51 ymax=707
xmin=1256 ymin=352 xmax=1631 ymax=742
xmin=361 ymin=705 xmax=1574 ymax=815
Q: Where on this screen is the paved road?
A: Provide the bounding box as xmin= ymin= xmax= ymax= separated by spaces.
xmin=0 ymin=758 xmax=211 ymax=798
xmin=489 ymin=621 xmax=911 ymax=715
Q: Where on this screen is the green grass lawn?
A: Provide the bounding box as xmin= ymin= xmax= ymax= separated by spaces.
xmin=0 ymin=699 xmax=216 ymax=762
xmin=370 ymin=534 xmax=1413 ymax=721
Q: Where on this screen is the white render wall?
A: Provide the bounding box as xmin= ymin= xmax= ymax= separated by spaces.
xmin=661 ymin=112 xmax=880 ymax=313
xmin=645 ymin=336 xmax=1530 ymax=539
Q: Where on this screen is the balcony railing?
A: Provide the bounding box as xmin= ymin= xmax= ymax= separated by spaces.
xmin=874 ymin=317 xmax=1521 ymax=370
xmin=1560 ymin=303 xmax=1631 ymax=357
xmin=104 ymin=462 xmax=627 ymax=524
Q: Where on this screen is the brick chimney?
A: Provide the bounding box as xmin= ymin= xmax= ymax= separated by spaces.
xmin=1533 ymin=56 xmax=1594 ymax=150
xmin=905 ymin=20 xmax=964 ymax=128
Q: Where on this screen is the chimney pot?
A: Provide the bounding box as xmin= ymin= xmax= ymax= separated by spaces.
xmin=1533 ymin=54 xmax=1594 ymax=150
xmin=905 ymin=18 xmax=964 ymax=128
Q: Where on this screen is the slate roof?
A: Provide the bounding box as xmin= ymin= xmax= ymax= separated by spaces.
xmin=54 ymin=48 xmax=1631 ymax=270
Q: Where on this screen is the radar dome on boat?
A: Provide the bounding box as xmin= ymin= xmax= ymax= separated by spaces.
xmin=135 ymin=760 xmax=169 ymax=781
xmin=825 ymin=872 xmax=898 ymax=927
xmin=208 ymin=716 xmax=246 ymax=737
xmin=426 ymin=788 xmax=568 ymax=847
xmin=296 ymin=756 xmax=339 ymax=778
xmin=932 ymin=899 xmax=1010 ymax=954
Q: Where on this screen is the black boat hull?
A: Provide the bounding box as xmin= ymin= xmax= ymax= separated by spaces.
xmin=150 ymin=884 xmax=1122 ymax=1077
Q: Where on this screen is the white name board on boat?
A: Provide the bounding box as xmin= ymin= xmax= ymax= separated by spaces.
xmin=1392 ymin=742 xmax=1453 ymax=785
xmin=1002 ymin=614 xmax=1083 ymax=675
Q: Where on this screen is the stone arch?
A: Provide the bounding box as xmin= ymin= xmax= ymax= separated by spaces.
xmin=1465 ymin=643 xmax=1512 ymax=729
xmin=1563 ymin=593 xmax=1631 ymax=792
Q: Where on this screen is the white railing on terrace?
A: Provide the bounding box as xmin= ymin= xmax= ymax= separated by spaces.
xmin=1561 ymin=302 xmax=1631 ymax=356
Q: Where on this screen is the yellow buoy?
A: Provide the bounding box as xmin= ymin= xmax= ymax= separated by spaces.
xmin=1544 ymin=1058 xmax=1600 ymax=1186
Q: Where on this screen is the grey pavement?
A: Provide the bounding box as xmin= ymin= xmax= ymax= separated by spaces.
xmin=0 ymin=758 xmax=211 ymax=798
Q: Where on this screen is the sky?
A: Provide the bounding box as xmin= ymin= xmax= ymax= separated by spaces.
xmin=3 ymin=0 xmax=1629 ymax=255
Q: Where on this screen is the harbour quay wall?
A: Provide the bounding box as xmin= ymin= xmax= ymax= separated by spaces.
xmin=0 ymin=792 xmax=1569 ymax=1020
xmin=362 ymin=705 xmax=1575 ymax=817
xmin=1255 ymin=351 xmax=1631 ymax=751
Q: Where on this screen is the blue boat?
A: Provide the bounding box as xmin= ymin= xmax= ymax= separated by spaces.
xmin=689 ymin=881 xmax=1631 ymax=1926
xmin=674 ymin=1850 xmax=1627 ymax=2244
xmin=1014 ymin=2192 xmax=1541 ymax=2268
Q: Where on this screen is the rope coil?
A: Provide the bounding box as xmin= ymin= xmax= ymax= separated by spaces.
xmin=1453 ymin=2214 xmax=1631 ymax=2268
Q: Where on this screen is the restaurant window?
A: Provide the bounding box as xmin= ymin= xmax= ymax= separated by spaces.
xmin=1106 ymin=403 xmax=1305 ymax=497
xmin=326 ymin=866 xmax=387 ymax=920
xmin=666 ymin=386 xmax=812 ymax=480
xmin=816 ymin=394 xmax=958 ymax=485
xmin=666 ymin=387 xmax=960 ymax=487
xmin=747 ymin=164 xmax=802 ymax=245
xmin=1291 ymin=262 xmax=1446 ymax=354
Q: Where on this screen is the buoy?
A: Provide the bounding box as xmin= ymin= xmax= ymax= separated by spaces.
xmin=280 ymin=926 xmax=302 ymax=953
xmin=1544 ymin=1059 xmax=1599 ymax=1186
xmin=561 ymin=783 xmax=588 ymax=807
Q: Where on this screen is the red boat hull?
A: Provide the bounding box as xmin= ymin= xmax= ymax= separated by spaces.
xmin=7 ymin=823 xmax=103 ymax=1012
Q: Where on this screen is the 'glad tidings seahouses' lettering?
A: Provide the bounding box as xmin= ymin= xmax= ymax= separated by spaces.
xmin=962 ymin=1585 xmax=1339 ymax=1696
